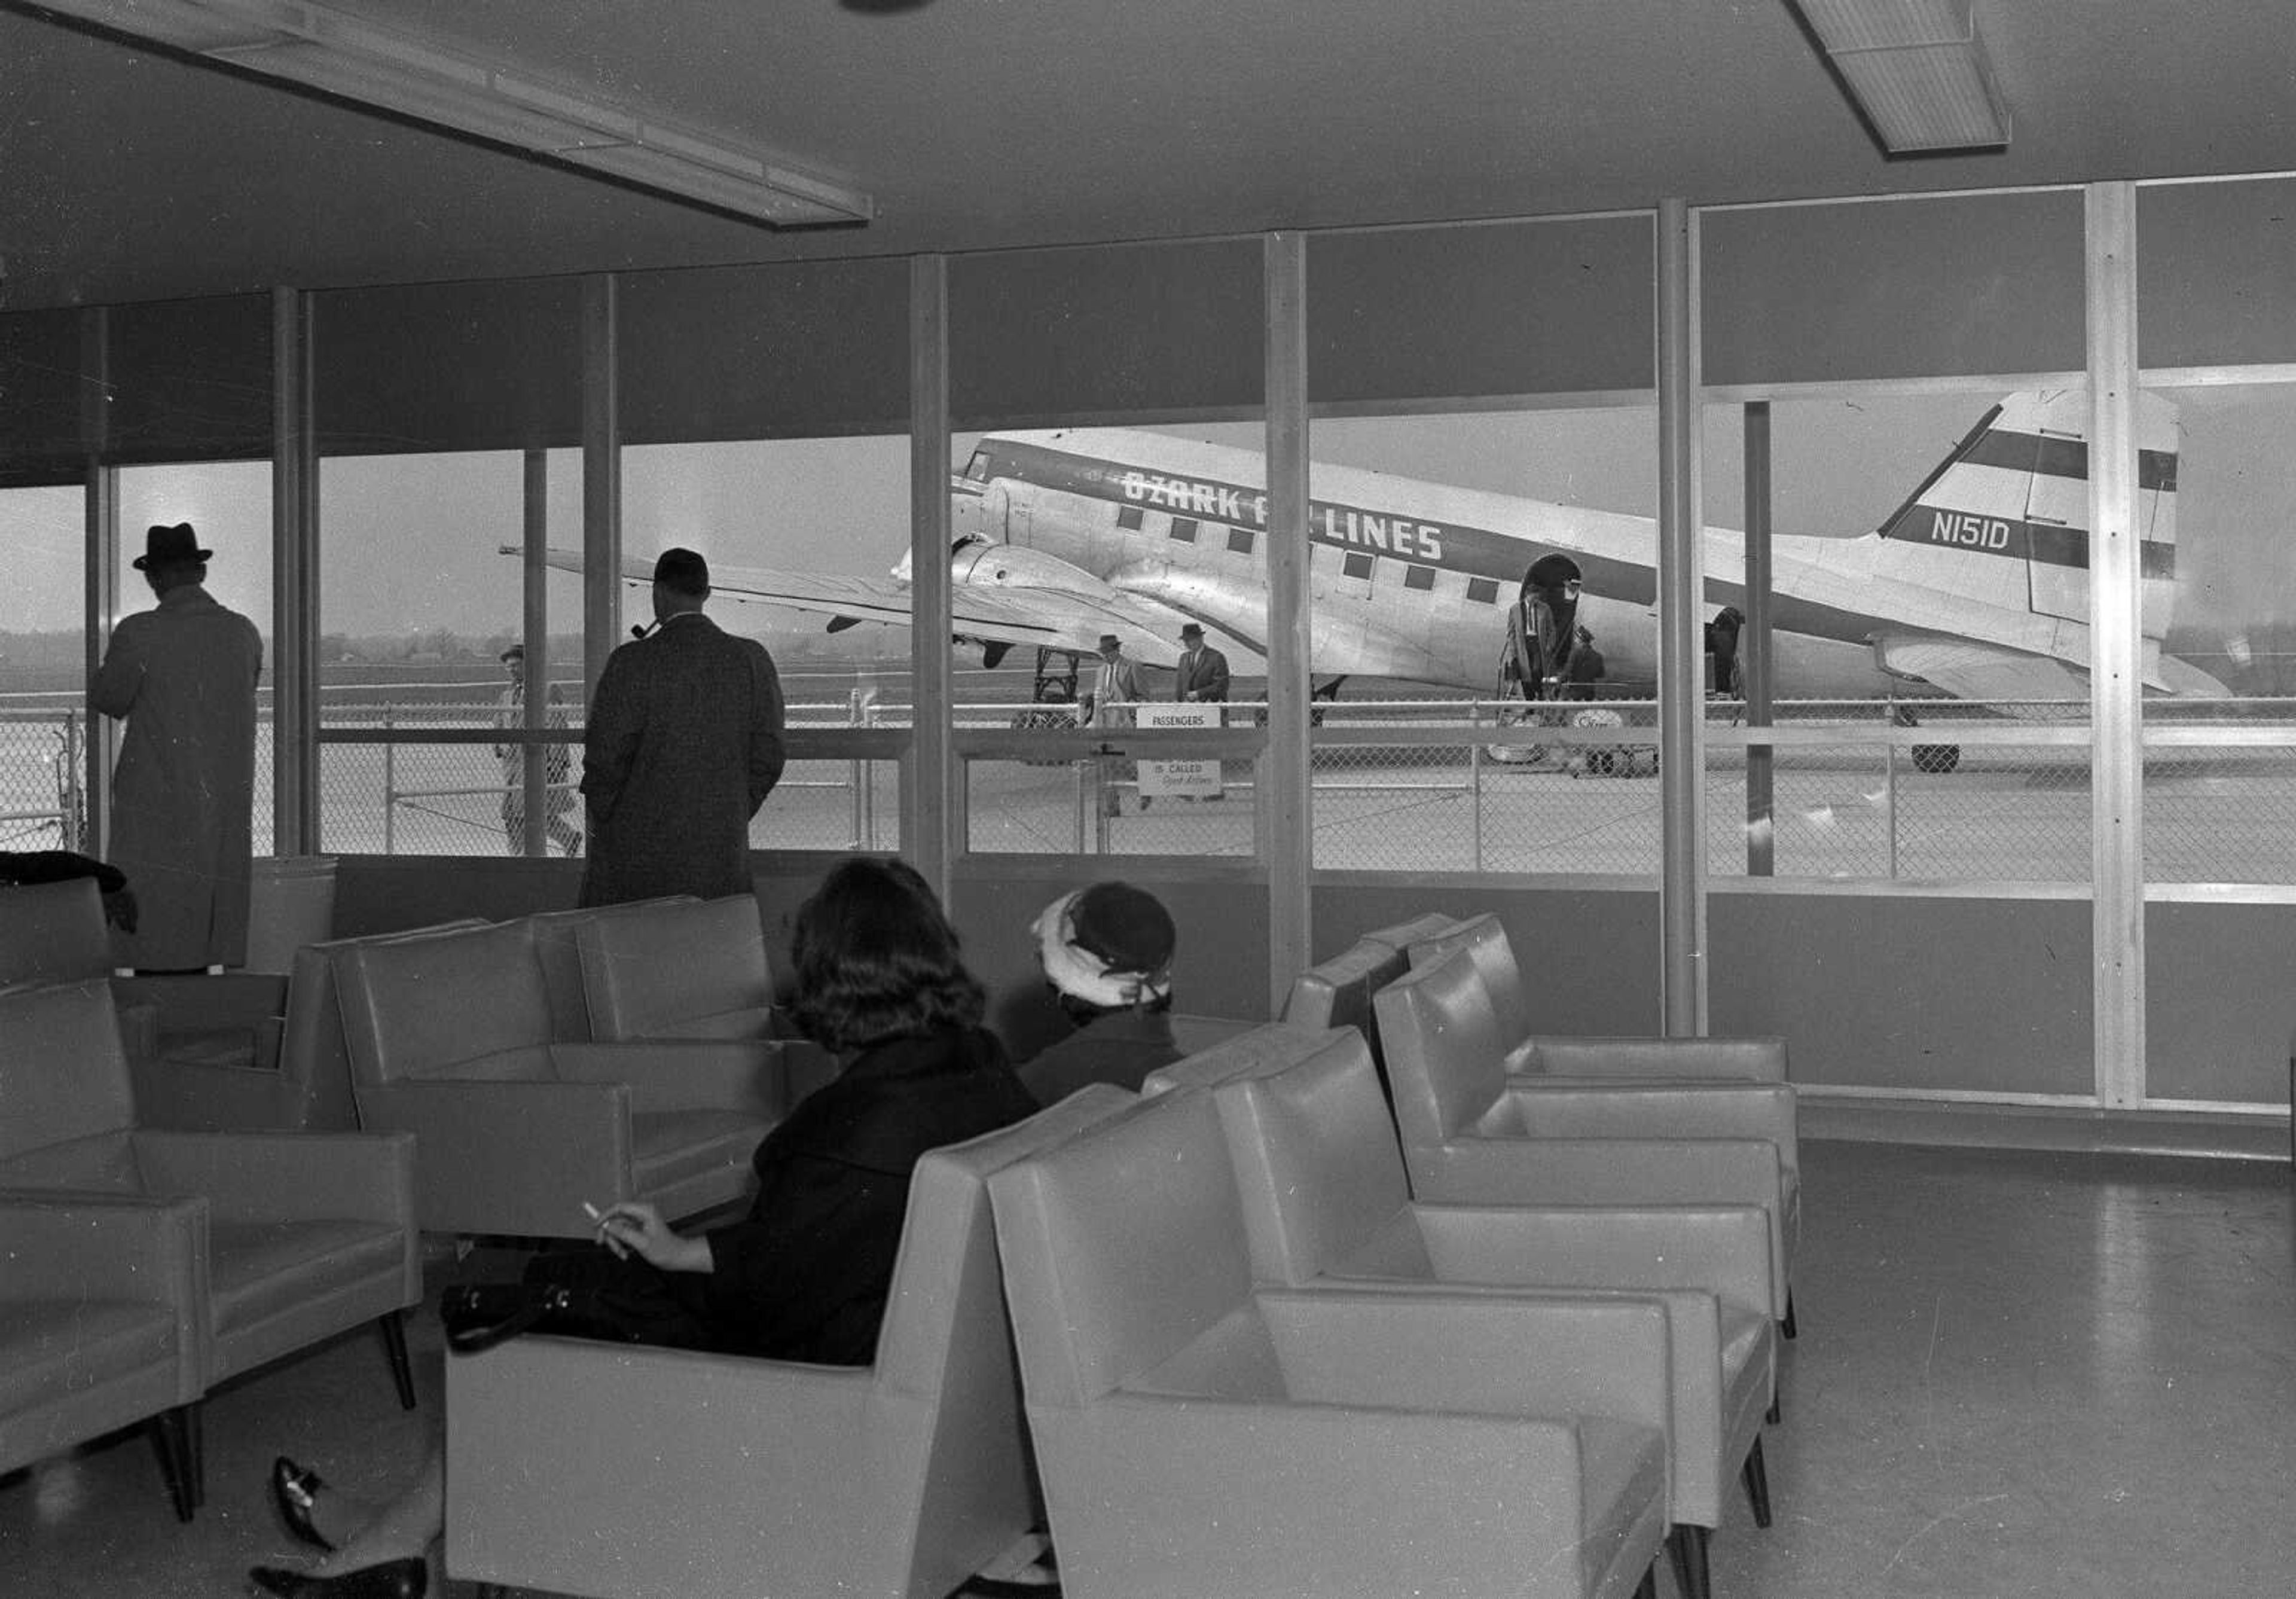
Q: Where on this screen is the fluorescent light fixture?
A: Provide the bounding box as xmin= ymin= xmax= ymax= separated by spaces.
xmin=1790 ymin=0 xmax=2010 ymax=153
xmin=34 ymin=0 xmax=872 ymax=225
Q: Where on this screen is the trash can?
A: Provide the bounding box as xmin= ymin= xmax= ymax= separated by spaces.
xmin=240 ymin=855 xmax=338 ymax=975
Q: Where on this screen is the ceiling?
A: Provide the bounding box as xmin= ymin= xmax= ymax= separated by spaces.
xmin=5 ymin=1 xmax=2295 ymax=312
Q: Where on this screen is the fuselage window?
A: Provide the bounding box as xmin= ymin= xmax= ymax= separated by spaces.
xmin=1169 ymin=517 xmax=1199 ymax=544
xmin=1342 ymin=552 xmax=1375 ymax=581
xmin=1404 ymin=564 xmax=1436 ymax=592
xmin=1116 ymin=505 xmax=1145 ymax=531
xmin=1465 ymin=577 xmax=1500 ymax=604
xmin=1226 ymin=526 xmax=1255 ymax=555
xmin=964 ymin=450 xmax=992 ymax=482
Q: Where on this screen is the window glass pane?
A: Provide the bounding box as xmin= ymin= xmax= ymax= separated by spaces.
xmin=1257 ymin=405 xmax=1659 ymax=874
xmin=619 ymin=433 xmax=909 ymax=857
xmin=1705 ymin=390 xmax=2097 ymax=885
xmin=952 ymin=240 xmax=1263 ymax=860
xmin=316 ymin=450 xmax=582 ymax=856
xmin=0 ymin=484 xmax=88 ymax=853
xmin=2138 ymin=382 xmax=2296 ymax=886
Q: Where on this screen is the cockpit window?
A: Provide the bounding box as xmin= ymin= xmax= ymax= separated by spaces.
xmin=963 ymin=448 xmax=991 ymax=482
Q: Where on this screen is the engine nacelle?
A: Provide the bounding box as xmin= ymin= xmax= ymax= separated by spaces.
xmin=952 ymin=541 xmax=1118 ymax=599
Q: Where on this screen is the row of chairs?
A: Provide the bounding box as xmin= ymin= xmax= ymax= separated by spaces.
xmin=0 ymin=884 xmax=819 ymax=1522
xmin=446 ymin=910 xmax=1802 ymax=1599
xmin=0 ymin=975 xmax=420 ymax=1522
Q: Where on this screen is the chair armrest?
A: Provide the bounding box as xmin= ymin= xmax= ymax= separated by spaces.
xmin=1410 ymin=1137 xmax=1790 ymax=1317
xmin=1255 ymin=1287 xmax=1671 ymax=1438
xmin=1049 ymin=1390 xmax=1636 ymax=1599
xmin=0 ymin=1189 xmax=208 ymax=1307
xmin=0 ymin=1189 xmax=210 ymax=1395
xmin=1519 ymin=1036 xmax=1788 ymax=1083
xmin=1408 ymin=1203 xmax=1775 ymax=1319
xmin=113 ymin=972 xmax=289 ymax=1032
xmin=356 ymin=1080 xmax=633 ymax=1236
xmin=130 ymin=1129 xmax=415 ymax=1225
xmin=550 ymin=1040 xmax=789 ymax=1116
xmin=1502 ymin=1081 xmax=1800 ymax=1176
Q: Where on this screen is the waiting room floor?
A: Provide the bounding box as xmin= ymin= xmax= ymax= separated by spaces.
xmin=5 ymin=1139 xmax=2289 ymax=1598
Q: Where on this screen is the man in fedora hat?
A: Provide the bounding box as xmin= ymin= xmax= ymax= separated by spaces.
xmin=1077 ymin=633 xmax=1144 ymax=730
xmin=577 ymin=547 xmax=785 ymax=907
xmin=1077 ymin=631 xmax=1146 ymax=817
xmin=1173 ymin=621 xmax=1229 ymax=704
xmin=90 ymin=522 xmax=262 ymax=971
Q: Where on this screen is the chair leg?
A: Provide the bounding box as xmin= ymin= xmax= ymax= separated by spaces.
xmin=185 ymin=1399 xmax=206 ymax=1507
xmin=1781 ymin=1289 xmax=1797 ymax=1340
xmin=1742 ymin=1435 xmax=1774 ymax=1528
xmin=380 ymin=1310 xmax=418 ymax=1410
xmin=1668 ymin=1524 xmax=1711 ymax=1599
xmin=149 ymin=1405 xmax=198 ymax=1522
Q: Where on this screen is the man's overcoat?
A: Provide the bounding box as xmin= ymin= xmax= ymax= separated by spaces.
xmin=90 ymin=584 xmax=263 ymax=968
xmin=577 ymin=614 xmax=786 ymax=907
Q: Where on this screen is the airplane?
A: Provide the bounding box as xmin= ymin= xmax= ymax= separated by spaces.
xmin=537 ymin=387 xmax=2231 ymax=710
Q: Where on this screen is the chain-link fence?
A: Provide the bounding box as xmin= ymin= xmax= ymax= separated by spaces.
xmin=0 ymin=709 xmax=88 ymax=852
xmin=952 ymin=694 xmax=2296 ymax=883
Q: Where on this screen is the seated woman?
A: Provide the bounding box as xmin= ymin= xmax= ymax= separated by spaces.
xmin=1016 ymin=880 xmax=1182 ymax=1106
xmin=254 ymin=856 xmax=1038 ymax=1599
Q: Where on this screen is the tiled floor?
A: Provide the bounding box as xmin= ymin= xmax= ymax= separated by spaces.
xmin=4 ymin=1141 xmax=2289 ymax=1598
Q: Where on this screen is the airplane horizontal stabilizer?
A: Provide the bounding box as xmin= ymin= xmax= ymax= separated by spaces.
xmin=1875 ymin=633 xmax=2231 ymax=707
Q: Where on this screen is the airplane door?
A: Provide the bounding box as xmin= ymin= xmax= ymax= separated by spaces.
xmin=2025 ymin=429 xmax=2087 ymax=624
xmin=953 ymin=480 xmax=1015 ymax=547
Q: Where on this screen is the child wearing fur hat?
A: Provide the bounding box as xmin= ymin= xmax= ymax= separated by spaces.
xmin=1017 ymin=880 xmax=1184 ymax=1107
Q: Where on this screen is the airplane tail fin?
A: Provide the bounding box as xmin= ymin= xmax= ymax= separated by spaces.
xmin=1874 ymin=389 xmax=2179 ymax=640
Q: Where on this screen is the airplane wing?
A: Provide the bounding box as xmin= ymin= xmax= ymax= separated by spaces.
xmin=527 ymin=545 xmax=1213 ymax=669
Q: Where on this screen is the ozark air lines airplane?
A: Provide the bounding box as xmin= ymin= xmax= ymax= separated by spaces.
xmin=552 ymin=388 xmax=2230 ymax=707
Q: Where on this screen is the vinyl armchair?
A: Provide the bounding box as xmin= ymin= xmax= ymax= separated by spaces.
xmin=1198 ymin=1023 xmax=1778 ymax=1599
xmin=2 ymin=868 xmax=287 ymax=1093
xmin=1409 ymin=913 xmax=1790 ymax=1084
xmin=333 ymin=918 xmax=790 ymax=1237
xmin=1376 ymin=950 xmax=1802 ymax=1334
xmin=442 ymin=1084 xmax=1096 ymax=1598
xmin=986 ymin=1082 xmax=1674 ymax=1599
xmin=0 ymin=977 xmax=421 ymax=1508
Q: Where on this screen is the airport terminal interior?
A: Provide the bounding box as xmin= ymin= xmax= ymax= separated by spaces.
xmin=4 ymin=2 xmax=2295 ymax=1595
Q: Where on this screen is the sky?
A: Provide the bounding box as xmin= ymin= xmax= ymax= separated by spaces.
xmin=2 ymin=386 xmax=2288 ymax=661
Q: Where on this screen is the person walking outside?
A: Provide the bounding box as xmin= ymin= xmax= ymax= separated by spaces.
xmin=491 ymin=643 xmax=582 ymax=856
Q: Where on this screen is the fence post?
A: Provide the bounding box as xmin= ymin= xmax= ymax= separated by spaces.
xmin=383 ymin=706 xmax=396 ymax=856
xmin=1468 ymin=712 xmax=1483 ymax=872
xmin=846 ymin=689 xmax=865 ymax=850
xmin=59 ymin=710 xmax=86 ymax=851
xmin=1883 ymin=692 xmax=1899 ymax=881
